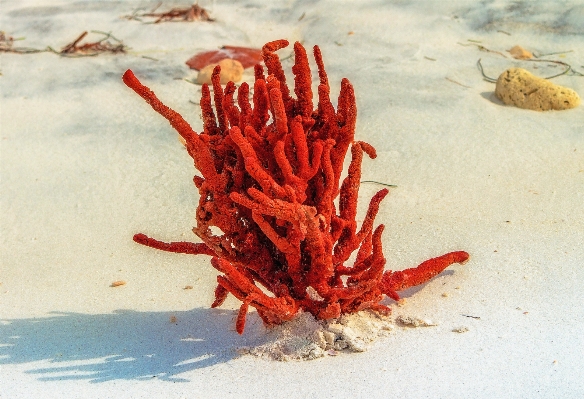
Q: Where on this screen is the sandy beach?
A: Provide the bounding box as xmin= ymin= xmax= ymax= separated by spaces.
xmin=1 ymin=1 xmax=583 ymax=397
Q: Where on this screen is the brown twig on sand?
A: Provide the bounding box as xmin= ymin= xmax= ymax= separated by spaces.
xmin=445 ymin=77 xmax=472 ymax=88
xmin=50 ymin=31 xmax=128 ymax=57
xmin=458 ymin=41 xmax=507 ymax=58
xmin=127 ymin=3 xmax=214 ymax=23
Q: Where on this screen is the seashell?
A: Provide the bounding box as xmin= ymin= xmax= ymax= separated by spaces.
xmin=196 ymin=59 xmax=244 ymax=85
xmin=508 ymin=45 xmax=533 ymax=60
xmin=186 ymin=46 xmax=262 ymax=70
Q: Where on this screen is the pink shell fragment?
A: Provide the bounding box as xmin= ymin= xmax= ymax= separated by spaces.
xmin=186 ymin=46 xmax=263 ymax=70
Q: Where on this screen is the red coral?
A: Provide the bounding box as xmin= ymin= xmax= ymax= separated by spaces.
xmin=123 ymin=40 xmax=469 ymax=334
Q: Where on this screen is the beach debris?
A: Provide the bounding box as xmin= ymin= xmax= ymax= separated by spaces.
xmin=0 ymin=31 xmax=16 ymax=52
xmin=458 ymin=41 xmax=507 ymax=58
xmin=110 ymin=280 xmax=126 ymax=287
xmin=478 ymin=58 xmax=580 ymax=83
xmin=508 ymin=45 xmax=533 ymax=60
xmin=186 ymin=46 xmax=262 ymax=70
xmin=125 ymin=3 xmax=214 ymax=23
xmin=169 ymin=315 xmax=178 ymax=323
xmin=445 ymin=77 xmax=471 ymax=88
xmin=183 ymin=285 xmax=193 ymax=290
xmin=360 ymin=180 xmax=397 ymax=188
xmin=0 ymin=31 xmax=44 ymax=54
xmin=452 ymin=326 xmax=469 ymax=333
xmin=196 ymin=59 xmax=244 ymax=84
xmin=52 ymin=31 xmax=128 ymax=57
xmin=1 ymin=30 xmax=128 ymax=57
xmin=536 ymin=49 xmax=574 ymax=58
xmin=396 ymin=315 xmax=437 ymax=327
xmin=495 ymin=67 xmax=581 ymax=111
xmin=123 ymin=39 xmax=470 ymax=335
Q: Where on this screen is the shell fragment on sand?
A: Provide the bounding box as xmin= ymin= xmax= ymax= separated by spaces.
xmin=396 ymin=315 xmax=437 ymax=327
xmin=495 ymin=68 xmax=580 ymax=111
xmin=508 ymin=45 xmax=533 ymax=60
xmin=195 ymin=59 xmax=244 ymax=85
xmin=186 ymin=46 xmax=262 ymax=70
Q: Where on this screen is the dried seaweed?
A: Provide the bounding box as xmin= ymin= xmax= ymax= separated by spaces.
xmin=477 ymin=57 xmax=583 ymax=83
xmin=125 ymin=3 xmax=214 ymax=23
xmin=458 ymin=41 xmax=507 ymax=58
xmin=1 ymin=30 xmax=128 ymax=57
xmin=49 ymin=31 xmax=129 ymax=57
xmin=0 ymin=31 xmax=44 ymax=54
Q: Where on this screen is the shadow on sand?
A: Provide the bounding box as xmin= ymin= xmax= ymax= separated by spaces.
xmin=0 ymin=307 xmax=265 ymax=383
xmin=480 ymin=91 xmax=506 ymax=106
xmin=0 ymin=270 xmax=455 ymax=383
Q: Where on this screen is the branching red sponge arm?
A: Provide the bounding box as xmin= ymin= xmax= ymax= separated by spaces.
xmin=122 ymin=70 xmax=219 ymax=184
xmin=381 ymin=251 xmax=470 ymax=301
xmin=122 ymin=70 xmax=196 ymax=141
xmin=133 ymin=233 xmax=216 ymax=256
xmin=262 ymin=39 xmax=293 ymax=112
xmin=292 ymin=41 xmax=313 ymax=118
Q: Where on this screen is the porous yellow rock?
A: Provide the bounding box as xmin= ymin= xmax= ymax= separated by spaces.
xmin=196 ymin=59 xmax=244 ymax=85
xmin=495 ymin=68 xmax=581 ymax=111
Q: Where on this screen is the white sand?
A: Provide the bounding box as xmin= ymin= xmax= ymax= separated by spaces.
xmin=1 ymin=0 xmax=583 ymax=398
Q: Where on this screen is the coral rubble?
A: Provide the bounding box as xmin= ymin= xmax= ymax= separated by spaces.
xmin=123 ymin=40 xmax=469 ymax=334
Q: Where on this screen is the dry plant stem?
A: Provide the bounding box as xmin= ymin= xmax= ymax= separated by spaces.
xmin=60 ymin=31 xmax=88 ymax=53
xmin=477 ymin=58 xmax=581 ymax=82
xmin=123 ymin=40 xmax=469 ymax=334
xmin=0 ymin=31 xmax=44 ymax=53
xmin=477 ymin=59 xmax=498 ymax=83
xmin=1 ymin=30 xmax=127 ymax=56
xmin=524 ymin=58 xmax=581 ymax=79
xmin=458 ymin=42 xmax=507 ymax=58
xmin=55 ymin=31 xmax=128 ymax=57
xmin=445 ymin=77 xmax=471 ymax=88
xmin=360 ymin=181 xmax=397 ymax=188
xmin=535 ymin=50 xmax=573 ymax=58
